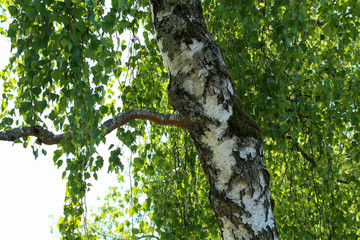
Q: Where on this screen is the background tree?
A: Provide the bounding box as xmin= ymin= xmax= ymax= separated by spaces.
xmin=0 ymin=0 xmax=359 ymax=239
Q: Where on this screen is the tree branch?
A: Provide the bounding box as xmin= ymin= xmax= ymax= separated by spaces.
xmin=294 ymin=142 xmax=317 ymax=169
xmin=0 ymin=109 xmax=189 ymax=145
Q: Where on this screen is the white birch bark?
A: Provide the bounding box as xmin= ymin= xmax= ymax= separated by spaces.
xmin=149 ymin=0 xmax=279 ymax=239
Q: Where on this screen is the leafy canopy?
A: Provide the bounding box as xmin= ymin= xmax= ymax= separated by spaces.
xmin=0 ymin=0 xmax=359 ymax=239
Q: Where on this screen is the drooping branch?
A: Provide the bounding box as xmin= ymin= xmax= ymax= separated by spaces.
xmin=0 ymin=109 xmax=189 ymax=145
xmin=286 ymin=135 xmax=317 ymax=169
xmin=294 ymin=142 xmax=317 ymax=169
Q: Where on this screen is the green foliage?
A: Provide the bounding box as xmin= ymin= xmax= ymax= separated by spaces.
xmin=204 ymin=0 xmax=360 ymax=238
xmin=84 ymin=129 xmax=219 ymax=239
xmin=1 ymin=0 xmax=359 ymax=239
xmin=1 ymin=0 xmax=129 ymax=237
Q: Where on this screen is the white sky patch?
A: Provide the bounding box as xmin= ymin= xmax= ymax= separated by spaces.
xmin=0 ymin=27 xmax=122 ymax=239
xmin=0 ymin=38 xmax=10 ymax=69
xmin=0 ymin=135 xmax=122 ymax=240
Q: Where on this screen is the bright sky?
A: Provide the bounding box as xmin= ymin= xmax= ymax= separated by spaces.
xmin=0 ymin=33 xmax=120 ymax=239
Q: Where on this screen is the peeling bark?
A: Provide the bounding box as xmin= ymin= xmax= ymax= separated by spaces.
xmin=149 ymin=0 xmax=278 ymax=239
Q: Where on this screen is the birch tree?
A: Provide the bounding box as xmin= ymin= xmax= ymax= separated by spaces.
xmin=1 ymin=0 xmax=359 ymax=239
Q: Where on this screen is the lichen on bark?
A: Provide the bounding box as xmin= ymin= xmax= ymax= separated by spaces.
xmin=228 ymin=97 xmax=262 ymax=140
xmin=150 ymin=0 xmax=278 ymax=238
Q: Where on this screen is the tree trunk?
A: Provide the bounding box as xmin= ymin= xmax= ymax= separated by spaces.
xmin=149 ymin=0 xmax=279 ymax=239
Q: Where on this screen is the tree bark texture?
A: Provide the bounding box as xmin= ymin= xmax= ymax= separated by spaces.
xmin=0 ymin=109 xmax=187 ymax=145
xmin=149 ymin=0 xmax=279 ymax=239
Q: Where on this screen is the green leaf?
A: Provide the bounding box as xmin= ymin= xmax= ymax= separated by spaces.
xmin=41 ymin=149 xmax=47 ymax=156
xmin=31 ymin=87 xmax=41 ymax=96
xmin=60 ymin=39 xmax=68 ymax=48
xmin=95 ymin=156 xmax=104 ymax=168
xmin=20 ymin=102 xmax=32 ymax=113
xmin=116 ymin=223 xmax=124 ymax=233
xmin=3 ymin=117 xmax=13 ymax=125
xmin=35 ymin=100 xmax=47 ymax=113
xmin=304 ymin=233 xmax=312 ymax=240
xmin=54 ymin=149 xmax=63 ymax=162
xmin=26 ymin=7 xmax=38 ymax=19
xmin=57 ymin=160 xmax=63 ymax=168
xmin=8 ymin=6 xmax=19 ymax=16
xmin=51 ymin=69 xmax=62 ymax=81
